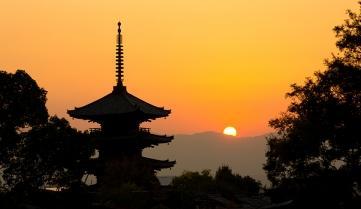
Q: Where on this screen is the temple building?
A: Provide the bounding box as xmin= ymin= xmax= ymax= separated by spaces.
xmin=68 ymin=22 xmax=175 ymax=190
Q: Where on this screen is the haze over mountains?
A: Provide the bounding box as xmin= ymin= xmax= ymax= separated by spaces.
xmin=144 ymin=132 xmax=270 ymax=184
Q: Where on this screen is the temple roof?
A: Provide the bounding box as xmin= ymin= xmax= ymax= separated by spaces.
xmin=91 ymin=128 xmax=174 ymax=147
xmin=143 ymin=157 xmax=176 ymax=170
xmin=68 ymin=86 xmax=170 ymax=120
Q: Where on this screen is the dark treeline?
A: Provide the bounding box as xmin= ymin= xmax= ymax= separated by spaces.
xmin=264 ymin=2 xmax=361 ymax=209
xmin=0 ymin=70 xmax=96 ymax=208
xmin=0 ymin=70 xmax=94 ymax=193
xmin=98 ymin=166 xmax=263 ymax=209
xmin=169 ymin=166 xmax=262 ymax=209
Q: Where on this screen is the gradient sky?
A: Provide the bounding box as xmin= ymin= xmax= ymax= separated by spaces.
xmin=0 ymin=0 xmax=358 ymax=136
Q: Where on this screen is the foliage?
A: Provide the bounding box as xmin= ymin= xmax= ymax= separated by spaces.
xmin=169 ymin=167 xmax=261 ymax=209
xmin=264 ymin=2 xmax=361 ymax=208
xmin=215 ymin=165 xmax=261 ymax=196
xmin=333 ymin=2 xmax=361 ymax=67
xmin=0 ymin=70 xmax=48 ymax=168
xmin=172 ymin=170 xmax=214 ymax=194
xmin=3 ymin=116 xmax=93 ymax=191
xmin=169 ymin=170 xmax=214 ymax=209
xmin=0 ymin=70 xmax=94 ymax=193
xmin=99 ymin=182 xmax=151 ymax=209
xmin=171 ymin=167 xmax=261 ymax=196
xmin=0 ymin=70 xmax=48 ymax=191
xmin=0 ymin=70 xmax=48 ymax=130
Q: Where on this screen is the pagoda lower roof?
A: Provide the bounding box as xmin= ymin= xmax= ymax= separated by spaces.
xmin=94 ymin=131 xmax=174 ymax=146
xmin=82 ymin=157 xmax=175 ymax=174
xmin=68 ymin=86 xmax=170 ymax=120
xmin=143 ymin=157 xmax=176 ymax=170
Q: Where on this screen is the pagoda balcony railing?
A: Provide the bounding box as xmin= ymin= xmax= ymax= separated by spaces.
xmin=139 ymin=127 xmax=150 ymax=133
xmin=89 ymin=128 xmax=102 ymax=134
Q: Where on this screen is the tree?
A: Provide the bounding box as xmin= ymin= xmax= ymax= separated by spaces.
xmin=3 ymin=116 xmax=93 ymax=191
xmin=215 ymin=165 xmax=261 ymax=196
xmin=172 ymin=170 xmax=214 ymax=194
xmin=0 ymin=70 xmax=94 ymax=193
xmin=264 ymin=3 xmax=361 ymax=208
xmin=171 ymin=167 xmax=261 ymax=198
xmin=0 ymin=70 xmax=48 ymax=191
xmin=333 ymin=2 xmax=361 ymax=67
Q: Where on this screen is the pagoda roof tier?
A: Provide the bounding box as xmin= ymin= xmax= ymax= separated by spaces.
xmin=143 ymin=157 xmax=176 ymax=171
xmin=68 ymin=86 xmax=170 ymax=121
xmin=82 ymin=157 xmax=175 ymax=174
xmin=93 ymin=130 xmax=174 ymax=148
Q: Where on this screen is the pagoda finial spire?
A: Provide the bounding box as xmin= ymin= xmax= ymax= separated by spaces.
xmin=116 ymin=21 xmax=124 ymax=87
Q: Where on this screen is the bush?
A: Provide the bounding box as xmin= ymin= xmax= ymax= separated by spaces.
xmin=215 ymin=166 xmax=261 ymax=197
xmin=172 ymin=170 xmax=214 ymax=194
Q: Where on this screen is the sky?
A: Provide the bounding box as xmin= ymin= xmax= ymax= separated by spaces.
xmin=0 ymin=0 xmax=359 ymax=136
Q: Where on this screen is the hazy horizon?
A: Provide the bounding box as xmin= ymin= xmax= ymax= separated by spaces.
xmin=144 ymin=132 xmax=270 ymax=184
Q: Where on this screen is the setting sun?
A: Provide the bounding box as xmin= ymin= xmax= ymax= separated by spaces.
xmin=223 ymin=126 xmax=237 ymax=136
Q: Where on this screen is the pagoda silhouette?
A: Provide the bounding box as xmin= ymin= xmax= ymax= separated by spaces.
xmin=68 ymin=22 xmax=175 ymax=190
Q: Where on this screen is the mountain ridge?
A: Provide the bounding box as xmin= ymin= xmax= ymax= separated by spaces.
xmin=144 ymin=131 xmax=271 ymax=184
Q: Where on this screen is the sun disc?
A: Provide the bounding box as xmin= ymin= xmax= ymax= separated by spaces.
xmin=223 ymin=126 xmax=237 ymax=136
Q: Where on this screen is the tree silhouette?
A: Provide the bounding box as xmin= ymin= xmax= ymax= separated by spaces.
xmin=264 ymin=3 xmax=361 ymax=208
xmin=0 ymin=70 xmax=48 ymax=191
xmin=334 ymin=3 xmax=361 ymax=67
xmin=0 ymin=70 xmax=93 ymax=193
xmin=215 ymin=165 xmax=261 ymax=196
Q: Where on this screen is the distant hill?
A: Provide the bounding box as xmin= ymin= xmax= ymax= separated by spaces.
xmin=143 ymin=132 xmax=270 ymax=184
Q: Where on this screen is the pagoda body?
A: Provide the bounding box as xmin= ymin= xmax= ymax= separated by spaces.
xmin=68 ymin=22 xmax=175 ymax=190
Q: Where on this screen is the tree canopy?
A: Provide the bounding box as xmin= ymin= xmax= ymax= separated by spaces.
xmin=264 ymin=2 xmax=361 ymax=208
xmin=0 ymin=70 xmax=93 ymax=193
xmin=170 ymin=167 xmax=261 ymax=209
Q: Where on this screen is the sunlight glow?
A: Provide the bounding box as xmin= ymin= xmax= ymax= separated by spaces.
xmin=0 ymin=1 xmax=358 ymax=135
xmin=223 ymin=126 xmax=237 ymax=136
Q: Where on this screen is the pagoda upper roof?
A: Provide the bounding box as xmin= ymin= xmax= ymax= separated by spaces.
xmin=68 ymin=86 xmax=170 ymax=121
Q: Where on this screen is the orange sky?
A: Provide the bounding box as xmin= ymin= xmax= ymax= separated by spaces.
xmin=0 ymin=0 xmax=358 ymax=136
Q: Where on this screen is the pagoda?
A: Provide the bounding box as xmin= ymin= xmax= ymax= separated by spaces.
xmin=68 ymin=22 xmax=175 ymax=190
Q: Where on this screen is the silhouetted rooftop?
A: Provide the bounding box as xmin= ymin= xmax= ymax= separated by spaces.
xmin=68 ymin=86 xmax=170 ymax=121
xmin=143 ymin=157 xmax=176 ymax=170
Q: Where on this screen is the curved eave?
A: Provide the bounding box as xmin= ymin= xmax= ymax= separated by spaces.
xmin=139 ymin=109 xmax=171 ymax=121
xmin=67 ymin=109 xmax=170 ymax=122
xmin=143 ymin=157 xmax=176 ymax=170
xmin=126 ymin=92 xmax=171 ymax=119
xmin=141 ymin=133 xmax=174 ymax=144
